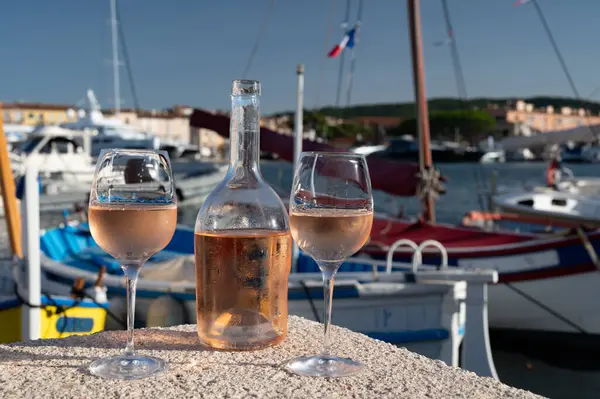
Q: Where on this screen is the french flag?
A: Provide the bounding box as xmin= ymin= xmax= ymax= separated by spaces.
xmin=328 ymin=27 xmax=357 ymax=58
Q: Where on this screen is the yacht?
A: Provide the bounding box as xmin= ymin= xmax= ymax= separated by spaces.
xmin=60 ymin=90 xmax=160 ymax=156
xmin=2 ymin=124 xmax=34 ymax=151
xmin=11 ymin=125 xmax=96 ymax=186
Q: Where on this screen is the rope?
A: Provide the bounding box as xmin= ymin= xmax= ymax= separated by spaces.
xmin=334 ymin=0 xmax=352 ymax=108
xmin=345 ymin=0 xmax=364 ymax=107
xmin=530 ymin=0 xmax=598 ymax=137
xmin=440 ymin=0 xmax=468 ymax=101
xmin=241 ymin=0 xmax=277 ymax=79
xmin=415 ymin=166 xmax=444 ymax=202
xmin=472 ymin=166 xmax=487 ymax=212
xmin=115 ymin=1 xmax=141 ymax=111
xmin=13 ymin=282 xmax=127 ymax=331
xmin=504 ymin=283 xmax=588 ymax=334
xmin=71 ymin=287 xmax=127 ymax=329
xmin=13 ymin=284 xmax=83 ymax=335
xmin=314 ymin=0 xmax=338 ymax=109
xmin=298 ymin=280 xmax=321 ymax=323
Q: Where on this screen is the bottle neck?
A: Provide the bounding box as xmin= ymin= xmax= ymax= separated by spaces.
xmin=230 ymin=94 xmax=260 ymax=170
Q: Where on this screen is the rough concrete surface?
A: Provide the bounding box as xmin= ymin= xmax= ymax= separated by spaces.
xmin=0 ymin=316 xmax=543 ymax=399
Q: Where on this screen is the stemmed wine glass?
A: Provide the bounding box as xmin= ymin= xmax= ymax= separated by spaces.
xmin=88 ymin=149 xmax=177 ymax=379
xmin=286 ymin=152 xmax=373 ymax=377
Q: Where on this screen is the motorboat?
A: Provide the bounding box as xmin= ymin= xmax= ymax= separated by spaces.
xmin=367 ymin=137 xmax=484 ymax=163
xmin=492 ymin=190 xmax=600 ymax=229
xmin=61 ymin=90 xmax=159 ymax=156
xmin=2 ymin=124 xmax=34 ymax=151
xmin=7 ymin=123 xmax=225 ymax=212
xmin=11 ymin=125 xmax=96 ymax=193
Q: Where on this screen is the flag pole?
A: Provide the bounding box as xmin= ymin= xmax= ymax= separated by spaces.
xmin=291 ymin=64 xmax=305 ymax=272
xmin=407 ymin=0 xmax=435 ymax=223
xmin=335 ymin=0 xmax=351 ymax=108
xmin=294 ymin=64 xmax=305 ymax=171
xmin=345 ymin=0 xmax=364 ymax=107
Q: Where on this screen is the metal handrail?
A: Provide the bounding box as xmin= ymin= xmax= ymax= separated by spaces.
xmin=386 ymin=239 xmax=419 ymax=275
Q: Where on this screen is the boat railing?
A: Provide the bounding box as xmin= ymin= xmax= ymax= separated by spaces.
xmin=560 ymin=166 xmax=575 ymax=181
xmin=378 ymin=237 xmax=498 ymax=379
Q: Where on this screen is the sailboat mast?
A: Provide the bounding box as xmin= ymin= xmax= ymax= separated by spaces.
xmin=110 ymin=0 xmax=121 ymax=116
xmin=407 ymin=0 xmax=435 ymax=223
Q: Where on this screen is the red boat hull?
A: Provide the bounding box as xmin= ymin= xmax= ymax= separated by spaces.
xmin=353 ymin=215 xmax=599 ymax=283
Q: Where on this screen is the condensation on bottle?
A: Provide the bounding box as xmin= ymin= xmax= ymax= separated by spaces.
xmin=194 ymin=80 xmax=291 ymax=350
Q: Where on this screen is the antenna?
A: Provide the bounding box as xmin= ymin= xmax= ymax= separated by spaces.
xmin=110 ymin=0 xmax=121 ymax=116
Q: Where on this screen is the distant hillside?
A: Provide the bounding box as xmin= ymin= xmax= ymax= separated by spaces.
xmin=276 ymin=97 xmax=600 ymax=119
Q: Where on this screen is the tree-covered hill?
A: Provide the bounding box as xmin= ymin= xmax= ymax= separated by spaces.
xmin=272 ymin=96 xmax=600 ymax=119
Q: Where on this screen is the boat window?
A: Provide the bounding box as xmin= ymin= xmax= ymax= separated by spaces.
xmin=181 ymin=149 xmax=199 ymax=159
xmin=19 ymin=136 xmax=46 ymax=154
xmin=389 ymin=139 xmax=417 ymax=153
xmin=49 ymin=138 xmax=76 ymax=154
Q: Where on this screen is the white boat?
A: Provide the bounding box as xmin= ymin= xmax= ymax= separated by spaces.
xmin=61 ymin=90 xmax=160 ymax=156
xmin=7 ymin=123 xmax=225 ymax=212
xmin=350 ymin=144 xmax=387 ymax=156
xmin=2 ymin=124 xmax=34 ymax=151
xmin=11 ymin=125 xmax=96 ymax=194
xmin=480 ymin=150 xmax=505 ymax=164
xmin=492 ymin=190 xmax=600 ymax=229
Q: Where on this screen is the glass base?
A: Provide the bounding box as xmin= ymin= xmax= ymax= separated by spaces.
xmin=89 ymin=354 xmax=167 ymax=380
xmin=286 ymin=355 xmax=362 ymax=377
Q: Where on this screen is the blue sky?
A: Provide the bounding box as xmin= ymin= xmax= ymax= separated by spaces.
xmin=1 ymin=0 xmax=599 ymax=114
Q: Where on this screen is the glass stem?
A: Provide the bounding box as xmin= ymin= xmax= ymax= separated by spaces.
xmin=318 ymin=261 xmax=342 ymax=357
xmin=122 ymin=264 xmax=141 ymax=357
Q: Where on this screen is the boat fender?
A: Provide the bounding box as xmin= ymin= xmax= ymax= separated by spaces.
xmin=146 ymin=295 xmax=188 ymax=328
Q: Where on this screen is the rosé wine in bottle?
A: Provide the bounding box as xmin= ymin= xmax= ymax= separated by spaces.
xmin=194 ymin=80 xmax=291 ymax=350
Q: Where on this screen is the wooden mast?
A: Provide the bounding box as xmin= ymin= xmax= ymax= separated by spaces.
xmin=0 ymin=103 xmax=23 ymax=258
xmin=407 ymin=0 xmax=435 ymax=223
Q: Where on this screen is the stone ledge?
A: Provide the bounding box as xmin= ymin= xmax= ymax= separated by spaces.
xmin=0 ymin=316 xmax=541 ymax=399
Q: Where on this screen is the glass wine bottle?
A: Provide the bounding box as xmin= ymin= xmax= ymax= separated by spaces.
xmin=194 ymin=80 xmax=291 ymax=350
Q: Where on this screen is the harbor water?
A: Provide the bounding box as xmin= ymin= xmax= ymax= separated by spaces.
xmin=2 ymin=161 xmax=600 ymax=398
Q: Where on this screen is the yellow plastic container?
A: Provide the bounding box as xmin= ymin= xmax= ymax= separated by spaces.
xmin=0 ymin=296 xmax=107 ymax=343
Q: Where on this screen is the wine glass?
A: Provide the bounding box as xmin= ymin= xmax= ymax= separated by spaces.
xmin=87 ymin=149 xmax=177 ymax=379
xmin=286 ymin=152 xmax=373 ymax=377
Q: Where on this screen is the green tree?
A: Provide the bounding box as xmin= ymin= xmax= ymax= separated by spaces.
xmin=286 ymin=111 xmax=329 ymax=134
xmin=286 ymin=111 xmax=374 ymax=142
xmin=390 ymin=110 xmax=495 ymax=143
xmin=326 ymin=123 xmax=373 ymax=142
